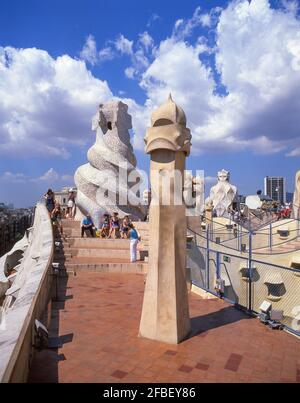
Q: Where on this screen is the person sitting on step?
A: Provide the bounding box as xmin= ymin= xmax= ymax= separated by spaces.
xmin=100 ymin=213 xmax=110 ymax=238
xmin=81 ymin=214 xmax=95 ymax=238
xmin=51 ymin=201 xmax=64 ymax=237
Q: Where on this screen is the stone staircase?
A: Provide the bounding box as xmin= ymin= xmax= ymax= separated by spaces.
xmin=54 ymin=219 xmax=149 ymax=274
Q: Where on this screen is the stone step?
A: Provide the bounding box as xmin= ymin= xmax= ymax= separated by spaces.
xmin=62 ymin=257 xmax=148 ymax=274
xmin=61 ymin=219 xmax=81 ymax=228
xmin=63 ymin=238 xmax=131 ymax=248
xmin=63 ymin=238 xmax=148 ymax=249
xmin=68 ymin=247 xmax=139 ymax=259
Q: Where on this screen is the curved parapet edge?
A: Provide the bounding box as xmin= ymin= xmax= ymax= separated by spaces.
xmin=0 ymin=203 xmax=54 ymax=383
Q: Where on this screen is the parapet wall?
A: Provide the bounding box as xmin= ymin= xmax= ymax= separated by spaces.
xmin=0 ymin=204 xmax=53 ymax=383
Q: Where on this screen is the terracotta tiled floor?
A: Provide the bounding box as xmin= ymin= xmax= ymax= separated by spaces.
xmin=28 ymin=272 xmax=300 ymax=383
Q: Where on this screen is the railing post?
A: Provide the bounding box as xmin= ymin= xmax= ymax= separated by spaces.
xmin=248 ymin=230 xmax=253 ymax=312
xmin=297 ymin=208 xmax=300 ymax=239
xmin=216 ymin=251 xmax=220 ymax=280
xmin=269 ymin=223 xmax=272 ymax=250
xmin=206 ymin=226 xmax=210 ymax=291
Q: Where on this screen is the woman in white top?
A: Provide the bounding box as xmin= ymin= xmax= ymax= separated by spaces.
xmin=67 ymin=190 xmax=76 ymax=219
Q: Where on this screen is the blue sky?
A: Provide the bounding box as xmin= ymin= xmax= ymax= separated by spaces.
xmin=0 ymin=0 xmax=300 ymax=207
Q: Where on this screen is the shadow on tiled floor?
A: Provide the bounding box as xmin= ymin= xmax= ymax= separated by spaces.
xmin=189 ymin=305 xmax=250 ymax=337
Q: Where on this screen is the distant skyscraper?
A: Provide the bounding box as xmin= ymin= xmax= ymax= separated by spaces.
xmin=264 ymin=176 xmax=286 ymax=204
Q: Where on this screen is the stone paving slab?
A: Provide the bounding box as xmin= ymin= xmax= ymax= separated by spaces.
xmin=28 ymin=272 xmax=300 ymax=383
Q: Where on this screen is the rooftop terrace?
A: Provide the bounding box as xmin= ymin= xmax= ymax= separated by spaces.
xmin=28 ymin=271 xmax=300 ymax=383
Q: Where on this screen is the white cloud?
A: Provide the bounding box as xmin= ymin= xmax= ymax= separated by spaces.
xmin=0 ymin=172 xmax=27 ymax=183
xmin=98 ymin=46 xmax=115 ymax=61
xmin=138 ymin=32 xmax=154 ymax=52
xmin=0 ymin=168 xmax=74 ymax=186
xmin=0 ymin=46 xmax=113 ymax=158
xmin=2 ymin=0 xmax=300 ymax=163
xmin=281 ymin=0 xmax=299 ymax=14
xmin=172 ymin=6 xmax=221 ymax=40
xmin=80 ymin=36 xmax=116 ymax=64
xmin=212 ymin=0 xmax=300 ymax=154
xmin=115 ymin=34 xmax=133 ymax=55
xmin=125 ymin=67 xmax=135 ymax=79
xmin=79 ymin=34 xmax=98 ymax=65
xmin=131 ymin=38 xmax=216 ymax=151
xmin=286 ymin=147 xmax=300 ymax=157
xmin=129 ymin=0 xmax=300 ymax=157
xmin=35 ymin=168 xmax=60 ymax=182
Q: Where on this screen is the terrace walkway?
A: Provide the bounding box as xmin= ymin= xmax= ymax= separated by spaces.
xmin=28 ymin=271 xmax=300 ymax=383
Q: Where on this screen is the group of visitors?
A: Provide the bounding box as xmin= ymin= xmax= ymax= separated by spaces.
xmin=97 ymin=213 xmax=133 ymax=239
xmin=44 ymin=188 xmax=77 ymax=236
xmin=80 ymin=212 xmax=141 ymax=262
xmin=81 ymin=212 xmax=139 ymax=239
xmin=276 ymin=205 xmax=292 ymax=220
xmin=44 ymin=188 xmax=141 ymax=262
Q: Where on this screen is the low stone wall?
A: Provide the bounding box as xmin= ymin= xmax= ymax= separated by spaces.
xmin=0 ymin=204 xmax=53 ymax=383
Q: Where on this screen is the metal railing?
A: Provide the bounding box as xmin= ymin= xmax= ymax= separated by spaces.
xmin=196 ymin=215 xmax=300 ymax=255
xmin=187 ymin=238 xmax=300 ymax=336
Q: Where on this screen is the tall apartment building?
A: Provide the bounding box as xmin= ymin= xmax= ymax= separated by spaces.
xmin=264 ymin=176 xmax=286 ymax=204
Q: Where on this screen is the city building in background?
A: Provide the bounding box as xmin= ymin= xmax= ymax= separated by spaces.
xmin=0 ymin=203 xmax=34 ymax=257
xmin=54 ymin=186 xmax=76 ymax=211
xmin=264 ymin=176 xmax=286 ymax=204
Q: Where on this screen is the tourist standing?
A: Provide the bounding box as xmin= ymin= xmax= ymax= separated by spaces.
xmin=67 ymin=189 xmax=76 ymax=219
xmin=121 ymin=215 xmax=131 ymax=239
xmin=44 ymin=189 xmax=55 ymax=214
xmin=128 ymin=223 xmax=140 ymax=262
xmin=108 ymin=212 xmax=120 ymax=239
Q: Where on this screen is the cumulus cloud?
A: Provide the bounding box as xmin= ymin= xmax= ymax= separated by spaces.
xmin=0 ymin=168 xmax=74 ymax=185
xmin=125 ymin=67 xmax=135 ymax=79
xmin=119 ymin=32 xmax=154 ymax=78
xmin=172 ymin=6 xmax=222 ymax=40
xmin=0 ymin=171 xmax=27 ymax=183
xmin=0 ymin=46 xmax=113 ymax=158
xmin=211 ymin=0 xmax=300 ymax=154
xmin=79 ymin=34 xmax=98 ymax=65
xmin=115 ymin=34 xmax=133 ymax=55
xmin=1 ymin=0 xmax=300 ymax=162
xmin=129 ymin=0 xmax=300 ymax=157
xmin=34 ymin=168 xmax=60 ymax=182
xmin=98 ymin=46 xmax=115 ymax=61
xmin=138 ymin=32 xmax=154 ymax=52
xmin=80 ymin=35 xmax=117 ymax=64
